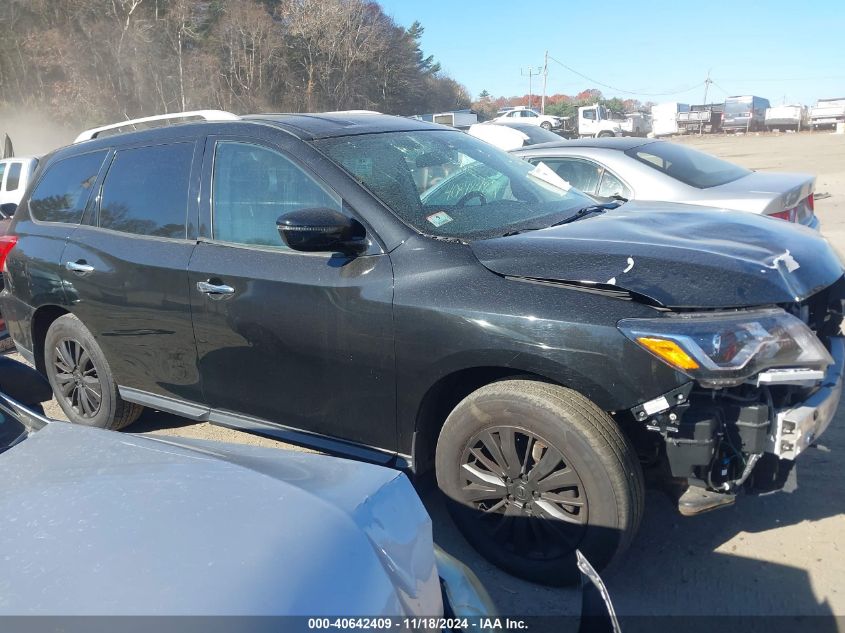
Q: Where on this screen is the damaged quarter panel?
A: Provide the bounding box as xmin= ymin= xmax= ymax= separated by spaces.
xmin=471 ymin=202 xmax=844 ymax=309
xmin=391 ymin=235 xmax=690 ymax=452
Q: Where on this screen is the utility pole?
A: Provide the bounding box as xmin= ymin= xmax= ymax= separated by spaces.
xmin=521 ymin=66 xmax=542 ymax=110
xmin=703 ymin=69 xmax=713 ymax=105
xmin=541 ymin=51 xmax=549 ymax=114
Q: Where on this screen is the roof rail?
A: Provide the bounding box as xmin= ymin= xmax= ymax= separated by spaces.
xmin=74 ymin=110 xmax=240 ymax=143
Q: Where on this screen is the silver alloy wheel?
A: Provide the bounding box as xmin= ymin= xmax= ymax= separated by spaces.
xmin=458 ymin=426 xmax=588 ymax=560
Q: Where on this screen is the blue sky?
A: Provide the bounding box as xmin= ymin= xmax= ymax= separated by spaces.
xmin=378 ymin=0 xmax=845 ymax=106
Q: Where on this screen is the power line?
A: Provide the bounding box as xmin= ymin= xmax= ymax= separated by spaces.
xmin=546 ymin=54 xmax=706 ymax=97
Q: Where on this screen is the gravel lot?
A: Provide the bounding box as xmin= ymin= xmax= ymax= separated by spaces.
xmin=17 ymin=130 xmax=845 ymax=625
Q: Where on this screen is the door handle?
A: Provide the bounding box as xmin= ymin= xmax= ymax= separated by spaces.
xmin=65 ymin=261 xmax=94 ymax=275
xmin=196 ymin=280 xmax=235 ymax=298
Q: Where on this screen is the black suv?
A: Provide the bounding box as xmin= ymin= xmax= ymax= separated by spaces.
xmin=1 ymin=112 xmax=843 ymax=585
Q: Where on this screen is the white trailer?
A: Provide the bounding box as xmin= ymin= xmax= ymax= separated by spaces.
xmin=432 ymin=111 xmax=478 ymax=129
xmin=651 ymin=102 xmax=689 ymax=137
xmin=765 ymin=105 xmax=807 ymax=131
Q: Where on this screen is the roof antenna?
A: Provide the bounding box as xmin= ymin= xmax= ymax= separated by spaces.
xmin=3 ymin=134 xmax=13 ymax=159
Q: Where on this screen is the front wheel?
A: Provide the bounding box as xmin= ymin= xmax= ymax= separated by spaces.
xmin=597 ymin=131 xmax=615 ymax=138
xmin=44 ymin=314 xmax=143 ymax=430
xmin=435 ymin=380 xmax=643 ymax=585
xmin=540 ymin=122 xmax=553 ymax=131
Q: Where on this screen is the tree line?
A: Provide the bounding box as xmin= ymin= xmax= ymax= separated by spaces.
xmin=472 ymin=89 xmax=652 ymax=120
xmin=0 ymin=0 xmax=471 ymax=126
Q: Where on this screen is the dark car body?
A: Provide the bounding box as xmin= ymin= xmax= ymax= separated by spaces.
xmin=1 ymin=112 xmax=844 ymax=582
xmin=0 ymin=114 xmax=700 ymax=467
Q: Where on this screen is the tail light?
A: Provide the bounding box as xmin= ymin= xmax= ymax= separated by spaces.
xmin=807 ymin=194 xmax=815 ymax=212
xmin=770 ymin=209 xmax=796 ymax=222
xmin=0 ymin=235 xmax=18 ymax=272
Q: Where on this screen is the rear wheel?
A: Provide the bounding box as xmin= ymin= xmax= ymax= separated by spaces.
xmin=435 ymin=379 xmax=643 ymax=585
xmin=44 ymin=314 xmax=142 ymax=430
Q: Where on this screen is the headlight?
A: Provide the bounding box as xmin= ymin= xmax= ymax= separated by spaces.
xmin=618 ymin=308 xmax=833 ymax=387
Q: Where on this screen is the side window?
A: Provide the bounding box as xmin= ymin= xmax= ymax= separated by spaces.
xmin=0 ymin=163 xmax=6 ymax=190
xmin=99 ymin=143 xmax=193 ymax=239
xmin=6 ymin=163 xmax=22 ymax=191
xmin=582 ymin=110 xmax=596 ymax=120
xmin=534 ymin=158 xmax=602 ymax=195
xmin=597 ymin=170 xmax=632 ymax=199
xmin=29 ymin=151 xmax=108 ymax=223
xmin=212 ymin=141 xmax=341 ymax=249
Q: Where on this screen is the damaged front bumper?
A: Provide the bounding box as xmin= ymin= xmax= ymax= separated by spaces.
xmin=767 ymin=336 xmax=844 ymax=459
xmin=628 ymin=336 xmax=844 ymax=495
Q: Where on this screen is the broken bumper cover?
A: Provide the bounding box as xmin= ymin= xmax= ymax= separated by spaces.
xmin=767 ymin=336 xmax=844 ymax=460
xmin=435 ymin=546 xmax=497 ymax=620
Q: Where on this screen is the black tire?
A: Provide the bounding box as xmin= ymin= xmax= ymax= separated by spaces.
xmin=435 ymin=379 xmax=643 ymax=586
xmin=597 ymin=131 xmax=614 ymax=138
xmin=540 ymin=121 xmax=553 ymax=131
xmin=44 ymin=314 xmax=143 ymax=430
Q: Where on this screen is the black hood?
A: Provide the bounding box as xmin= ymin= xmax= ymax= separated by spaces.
xmin=471 ymin=201 xmax=844 ymax=309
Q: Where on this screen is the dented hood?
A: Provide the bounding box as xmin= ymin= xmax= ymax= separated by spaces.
xmin=471 ymin=201 xmax=844 ymax=309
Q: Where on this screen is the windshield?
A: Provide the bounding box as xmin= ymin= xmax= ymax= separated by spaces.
xmin=501 ymin=124 xmax=562 ymax=145
xmin=316 ymin=130 xmax=594 ymax=240
xmin=625 ymin=141 xmax=751 ymax=189
xmin=724 ymin=99 xmax=752 ymax=115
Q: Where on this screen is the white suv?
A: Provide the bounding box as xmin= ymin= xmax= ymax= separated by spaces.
xmin=0 ymin=157 xmax=38 ymax=210
xmin=494 ymin=107 xmax=562 ymax=130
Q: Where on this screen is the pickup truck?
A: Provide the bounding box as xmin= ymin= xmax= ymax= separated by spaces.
xmin=578 ymin=104 xmax=624 ymax=137
xmin=810 ymin=98 xmax=845 ymax=130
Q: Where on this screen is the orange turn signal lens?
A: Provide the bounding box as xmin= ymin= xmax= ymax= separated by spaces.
xmin=636 ymin=337 xmax=700 ymax=371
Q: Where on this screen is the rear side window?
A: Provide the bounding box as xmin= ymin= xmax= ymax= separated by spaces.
xmin=99 ymin=143 xmax=193 ymax=238
xmin=6 ymin=163 xmax=22 ymax=191
xmin=212 ymin=142 xmax=341 ymax=249
xmin=625 ymin=141 xmax=750 ymax=189
xmin=29 ymin=151 xmax=108 ymax=223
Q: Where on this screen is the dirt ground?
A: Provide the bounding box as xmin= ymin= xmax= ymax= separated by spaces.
xmin=21 ymin=130 xmax=845 ymax=625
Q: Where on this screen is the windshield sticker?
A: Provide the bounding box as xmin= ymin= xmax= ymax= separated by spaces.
xmin=528 ymin=161 xmax=571 ymax=192
xmin=426 ymin=211 xmax=453 ymax=227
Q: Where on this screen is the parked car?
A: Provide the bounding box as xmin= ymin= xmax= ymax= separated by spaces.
xmin=513 ymin=137 xmax=819 ymax=228
xmin=494 ymin=107 xmax=564 ymax=131
xmin=0 ymin=356 xmax=495 ymax=618
xmin=2 ymin=111 xmax=843 ymax=586
xmin=467 ymin=121 xmax=563 ymax=150
xmin=722 ymin=95 xmax=771 ymax=133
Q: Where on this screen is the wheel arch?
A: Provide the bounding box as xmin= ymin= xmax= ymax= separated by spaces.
xmin=410 ymin=354 xmax=619 ymax=475
xmin=31 ymin=304 xmax=71 ymax=374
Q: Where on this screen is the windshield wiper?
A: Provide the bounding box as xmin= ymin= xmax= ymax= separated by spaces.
xmin=499 ymin=201 xmax=622 ymax=238
xmin=549 ymin=202 xmax=621 ymax=227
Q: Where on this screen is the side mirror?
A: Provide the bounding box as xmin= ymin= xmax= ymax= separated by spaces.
xmin=0 ymin=203 xmax=17 ymax=219
xmin=276 ymin=207 xmax=367 ymax=255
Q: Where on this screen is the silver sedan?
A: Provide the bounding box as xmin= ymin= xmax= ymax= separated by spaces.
xmin=514 ymin=138 xmax=818 ymax=229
